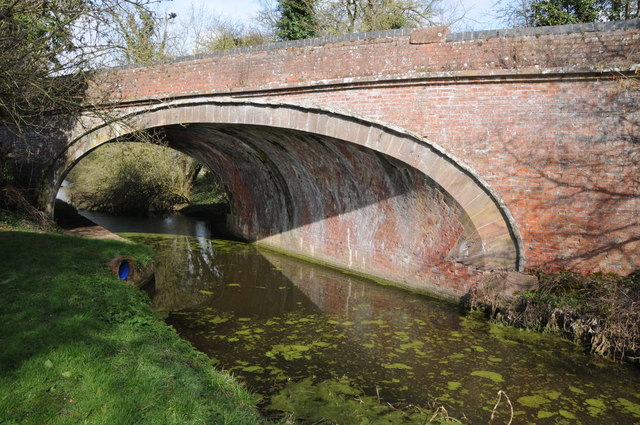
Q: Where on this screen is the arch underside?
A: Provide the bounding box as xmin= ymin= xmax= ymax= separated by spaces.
xmin=47 ymin=99 xmax=522 ymax=297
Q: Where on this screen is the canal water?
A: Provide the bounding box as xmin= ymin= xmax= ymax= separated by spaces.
xmin=82 ymin=211 xmax=640 ymax=424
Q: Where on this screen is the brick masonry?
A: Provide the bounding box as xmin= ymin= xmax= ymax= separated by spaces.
xmin=10 ymin=20 xmax=639 ymax=298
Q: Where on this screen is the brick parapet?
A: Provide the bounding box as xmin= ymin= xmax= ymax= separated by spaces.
xmin=104 ymin=20 xmax=639 ymax=103
xmin=113 ymin=19 xmax=640 ymax=71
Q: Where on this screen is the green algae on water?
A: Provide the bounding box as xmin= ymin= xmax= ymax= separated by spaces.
xmin=470 ymin=370 xmax=504 ymax=384
xmin=517 ymin=395 xmax=550 ymax=408
xmin=585 ymin=398 xmax=606 ymax=417
xmin=569 ymin=386 xmax=586 ymax=395
xmin=546 ymin=390 xmax=561 ymax=400
xmin=266 ymin=344 xmax=313 ymax=361
xmin=267 ymin=378 xmax=456 ymax=425
xmin=559 ymin=409 xmax=577 ymax=419
xmin=135 ymin=232 xmax=640 ymax=425
xmin=382 ymin=363 xmax=413 ymax=370
xmin=537 ymin=410 xmax=556 ymax=419
xmin=242 ymin=365 xmax=265 ymax=373
xmin=447 ymin=381 xmax=462 ymax=391
xmin=617 ymin=398 xmax=640 ymax=417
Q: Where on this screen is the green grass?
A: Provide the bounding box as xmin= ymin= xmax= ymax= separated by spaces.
xmin=0 ymin=229 xmax=270 ymax=425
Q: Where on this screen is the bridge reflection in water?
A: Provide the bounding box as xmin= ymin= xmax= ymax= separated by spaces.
xmin=111 ymin=227 xmax=640 ymax=425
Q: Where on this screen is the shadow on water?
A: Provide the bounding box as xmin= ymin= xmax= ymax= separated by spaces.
xmin=82 ymin=212 xmax=640 ymax=424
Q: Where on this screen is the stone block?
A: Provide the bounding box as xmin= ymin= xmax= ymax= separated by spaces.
xmin=410 ymin=26 xmax=450 ymax=44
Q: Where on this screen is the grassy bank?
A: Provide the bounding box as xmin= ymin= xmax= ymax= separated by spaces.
xmin=0 ymin=228 xmax=270 ymax=425
xmin=471 ymin=270 xmax=640 ymax=363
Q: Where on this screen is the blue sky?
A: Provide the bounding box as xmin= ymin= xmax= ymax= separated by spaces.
xmin=166 ymin=0 xmax=504 ymax=31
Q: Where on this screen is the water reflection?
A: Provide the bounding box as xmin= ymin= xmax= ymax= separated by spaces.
xmin=125 ymin=233 xmax=640 ymax=425
xmin=79 ymin=210 xmax=213 ymax=240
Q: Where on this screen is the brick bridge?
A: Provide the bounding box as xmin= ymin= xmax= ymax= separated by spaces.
xmin=8 ymin=20 xmax=640 ymax=298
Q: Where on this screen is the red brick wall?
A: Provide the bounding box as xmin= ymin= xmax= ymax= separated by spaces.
xmin=107 ymin=25 xmax=638 ymax=100
xmin=103 ymin=22 xmax=639 ymax=276
xmin=167 ymin=124 xmax=484 ymax=296
xmin=272 ymin=79 xmax=639 ymax=274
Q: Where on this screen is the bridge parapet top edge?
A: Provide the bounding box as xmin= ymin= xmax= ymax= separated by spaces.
xmin=447 ymin=18 xmax=640 ymax=42
xmin=112 ymin=19 xmax=640 ymax=71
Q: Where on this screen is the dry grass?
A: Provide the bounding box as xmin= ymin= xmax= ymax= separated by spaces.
xmin=470 ymin=271 xmax=640 ymax=363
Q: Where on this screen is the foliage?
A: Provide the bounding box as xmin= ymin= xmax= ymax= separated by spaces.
xmin=197 ymin=21 xmax=269 ymax=52
xmin=0 ymin=186 xmax=55 ymax=231
xmin=275 ymin=0 xmax=318 ymax=40
xmin=606 ymin=0 xmax=640 ymax=19
xmin=529 ymin=0 xmax=601 ymax=25
xmin=189 ymin=169 xmax=229 ymax=205
xmin=0 ymin=229 xmax=269 ymax=424
xmin=0 ymin=0 xmax=166 ymax=132
xmin=0 ymin=0 xmax=87 ymax=131
xmin=111 ymin=4 xmax=176 ymax=65
xmin=260 ymin=0 xmax=454 ymax=36
xmin=495 ymin=0 xmax=639 ymax=27
xmin=66 ymin=141 xmax=199 ymax=216
xmin=163 ymin=4 xmax=269 ymax=55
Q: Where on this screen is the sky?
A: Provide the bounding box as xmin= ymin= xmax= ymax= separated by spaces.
xmin=165 ymin=0 xmax=504 ymax=32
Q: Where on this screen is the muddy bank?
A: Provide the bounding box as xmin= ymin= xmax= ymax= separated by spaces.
xmin=54 ymin=200 xmax=128 ymax=242
xmin=54 ymin=200 xmax=154 ymax=286
xmin=469 ymin=270 xmax=640 ymax=364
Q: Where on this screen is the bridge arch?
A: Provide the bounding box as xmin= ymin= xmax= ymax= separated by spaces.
xmin=43 ymin=98 xmax=523 ymax=296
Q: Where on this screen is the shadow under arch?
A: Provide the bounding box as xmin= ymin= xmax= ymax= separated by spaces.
xmin=40 ymin=98 xmax=524 ymax=297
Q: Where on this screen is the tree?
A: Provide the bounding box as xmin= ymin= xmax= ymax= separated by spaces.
xmin=604 ymin=0 xmax=639 ymax=19
xmin=529 ymin=0 xmax=600 ymax=26
xmin=1 ymin=0 xmax=89 ymax=132
xmin=112 ymin=5 xmax=176 ymax=65
xmin=166 ymin=4 xmax=269 ymax=55
xmin=196 ymin=19 xmax=269 ymax=52
xmin=0 ymin=0 xmax=191 ymax=218
xmin=260 ymin=0 xmax=453 ymax=37
xmin=495 ymin=0 xmax=639 ymax=27
xmin=0 ymin=0 xmax=163 ymax=132
xmin=66 ymin=141 xmax=199 ymax=215
xmin=275 ymin=0 xmax=317 ymax=40
xmin=335 ymin=0 xmax=440 ymax=32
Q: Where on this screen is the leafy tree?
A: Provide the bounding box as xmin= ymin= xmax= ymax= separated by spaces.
xmin=606 ymin=0 xmax=639 ymax=19
xmin=495 ymin=0 xmax=639 ymax=27
xmin=529 ymin=0 xmax=600 ymax=25
xmin=261 ymin=0 xmax=452 ymax=37
xmin=275 ymin=0 xmax=318 ymax=40
xmin=66 ymin=141 xmax=199 ymax=215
